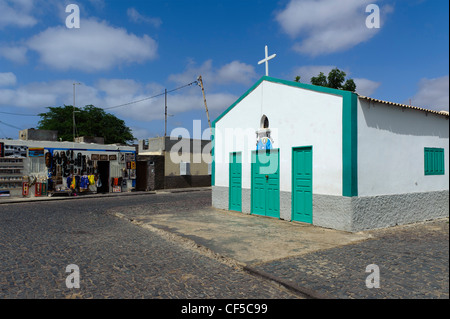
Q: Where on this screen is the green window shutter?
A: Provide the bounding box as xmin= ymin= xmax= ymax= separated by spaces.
xmin=425 ymin=148 xmax=445 ymax=175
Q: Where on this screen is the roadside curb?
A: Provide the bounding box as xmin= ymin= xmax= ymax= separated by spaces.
xmin=0 ymin=187 xmax=212 ymax=205
xmin=243 ymin=266 xmax=332 ymax=300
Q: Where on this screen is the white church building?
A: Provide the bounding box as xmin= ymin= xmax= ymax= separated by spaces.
xmin=211 ymin=76 xmax=449 ymax=232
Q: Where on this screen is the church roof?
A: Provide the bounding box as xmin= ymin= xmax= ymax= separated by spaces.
xmin=358 ymin=95 xmax=449 ymax=118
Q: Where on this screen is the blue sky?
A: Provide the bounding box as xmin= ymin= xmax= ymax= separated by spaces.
xmin=0 ymin=0 xmax=448 ymax=141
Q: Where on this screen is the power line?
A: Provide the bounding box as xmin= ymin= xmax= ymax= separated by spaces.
xmin=0 ymin=120 xmax=24 ymax=130
xmin=0 ymin=80 xmax=199 ymax=116
xmin=0 ymin=111 xmax=39 ymax=116
xmin=103 ymin=80 xmax=198 ymax=110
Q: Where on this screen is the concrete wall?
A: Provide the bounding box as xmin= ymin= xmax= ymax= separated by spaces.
xmin=357 ymin=99 xmax=449 ymax=196
xmin=19 ymin=129 xmax=58 ymax=142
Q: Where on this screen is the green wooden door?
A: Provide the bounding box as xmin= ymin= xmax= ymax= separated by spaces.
xmin=229 ymin=152 xmax=242 ymax=212
xmin=251 ymin=150 xmax=280 ymax=218
xmin=292 ymin=147 xmax=313 ymax=224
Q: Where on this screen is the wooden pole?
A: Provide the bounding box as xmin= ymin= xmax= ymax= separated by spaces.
xmin=198 ymin=76 xmax=211 ymax=129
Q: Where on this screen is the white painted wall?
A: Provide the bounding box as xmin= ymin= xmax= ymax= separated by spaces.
xmin=214 ymin=80 xmax=344 ymax=196
xmin=357 ymin=99 xmax=449 ymax=196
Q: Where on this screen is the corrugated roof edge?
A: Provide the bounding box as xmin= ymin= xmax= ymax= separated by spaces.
xmin=358 ymin=95 xmax=449 ymax=118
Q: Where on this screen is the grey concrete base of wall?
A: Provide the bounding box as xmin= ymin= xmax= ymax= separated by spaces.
xmin=212 ymin=186 xmax=229 ymax=211
xmin=212 ymin=186 xmax=289 ymax=217
xmin=212 ymin=187 xmax=449 ymax=232
xmin=310 ymin=191 xmax=449 ymax=232
xmin=350 ymin=190 xmax=449 ymax=232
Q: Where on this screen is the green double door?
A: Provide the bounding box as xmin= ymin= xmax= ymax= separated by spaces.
xmin=292 ymin=147 xmax=313 ymax=224
xmin=251 ymin=150 xmax=280 ymax=218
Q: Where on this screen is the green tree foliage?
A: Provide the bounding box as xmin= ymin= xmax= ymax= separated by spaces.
xmin=37 ymin=105 xmax=135 ymax=145
xmin=301 ymin=68 xmax=357 ymax=92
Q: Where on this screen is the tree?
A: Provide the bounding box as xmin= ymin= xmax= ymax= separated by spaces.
xmin=300 ymin=68 xmax=357 ymax=92
xmin=37 ymin=105 xmax=135 ymax=145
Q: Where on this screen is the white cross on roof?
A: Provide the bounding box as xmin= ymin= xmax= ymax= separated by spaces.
xmin=258 ymin=45 xmax=277 ymax=76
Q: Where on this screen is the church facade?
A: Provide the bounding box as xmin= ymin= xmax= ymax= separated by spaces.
xmin=211 ymin=76 xmax=449 ymax=232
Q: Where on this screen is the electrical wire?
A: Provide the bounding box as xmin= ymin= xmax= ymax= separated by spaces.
xmin=0 ymin=120 xmax=23 ymax=130
xmin=0 ymin=111 xmax=39 ymax=116
xmin=103 ymin=81 xmax=198 ymax=110
xmin=0 ymin=80 xmax=199 ymax=116
xmin=0 ymin=120 xmax=24 ymax=139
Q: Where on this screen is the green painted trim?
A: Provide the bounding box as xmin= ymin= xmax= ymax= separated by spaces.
xmin=211 ymin=125 xmax=215 ymax=186
xmin=342 ymin=92 xmax=358 ymax=197
xmin=212 ymin=76 xmax=358 ymax=198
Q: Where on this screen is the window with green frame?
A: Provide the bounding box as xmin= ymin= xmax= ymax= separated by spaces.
xmin=424 ymin=148 xmax=445 ymax=175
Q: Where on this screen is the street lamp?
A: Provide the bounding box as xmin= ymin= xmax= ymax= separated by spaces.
xmin=73 ymin=82 xmax=81 ymax=142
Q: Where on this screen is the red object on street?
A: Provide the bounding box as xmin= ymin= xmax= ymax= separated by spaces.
xmin=22 ymin=182 xmax=29 ymax=197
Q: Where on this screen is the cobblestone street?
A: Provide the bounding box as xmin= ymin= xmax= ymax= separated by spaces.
xmin=0 ymin=191 xmax=297 ymax=299
xmin=254 ymin=220 xmax=449 ymax=299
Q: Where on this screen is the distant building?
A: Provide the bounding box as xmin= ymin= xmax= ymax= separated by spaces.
xmin=19 ymin=129 xmax=58 ymax=142
xmin=137 ymin=137 xmax=211 ymax=191
xmin=75 ymin=136 xmax=105 ymax=145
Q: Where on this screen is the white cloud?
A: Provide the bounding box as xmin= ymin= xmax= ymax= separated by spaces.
xmin=353 ymin=78 xmax=381 ymax=96
xmin=292 ymin=65 xmax=381 ymax=95
xmin=276 ymin=0 xmax=393 ymax=56
xmin=217 ymin=61 xmax=258 ymax=85
xmin=0 ymin=45 xmax=28 ymax=64
xmin=27 ymin=19 xmax=158 ymax=72
xmin=292 ymin=65 xmax=336 ymax=83
xmin=0 ymin=0 xmax=37 ymax=29
xmin=130 ymin=126 xmax=152 ymax=141
xmin=127 ymin=7 xmax=162 ymax=28
xmin=0 ymin=72 xmax=17 ymax=86
xmin=0 ymin=80 xmax=80 ymax=109
xmin=169 ymin=59 xmax=258 ymax=87
xmin=166 ymin=59 xmax=256 ymax=120
xmin=410 ymin=76 xmax=449 ymax=112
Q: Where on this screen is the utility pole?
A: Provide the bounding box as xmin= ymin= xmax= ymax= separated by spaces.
xmin=164 ymin=88 xmax=168 ymax=138
xmin=73 ymin=82 xmax=81 ymax=142
xmin=197 ymin=76 xmax=211 ymax=130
